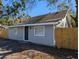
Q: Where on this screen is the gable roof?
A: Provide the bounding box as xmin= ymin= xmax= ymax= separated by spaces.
xmin=24 ymin=10 xmax=67 ymax=24
xmin=8 ymin=10 xmax=68 ymax=27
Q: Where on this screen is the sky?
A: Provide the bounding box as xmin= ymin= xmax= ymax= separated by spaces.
xmin=2 ymin=0 xmax=76 ymax=17
xmin=26 ymin=0 xmax=76 ymax=17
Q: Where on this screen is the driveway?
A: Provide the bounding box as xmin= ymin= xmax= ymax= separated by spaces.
xmin=0 ymin=39 xmax=78 ymax=59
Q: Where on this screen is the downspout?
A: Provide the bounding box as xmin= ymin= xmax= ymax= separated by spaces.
xmin=52 ymin=25 xmax=56 ymax=46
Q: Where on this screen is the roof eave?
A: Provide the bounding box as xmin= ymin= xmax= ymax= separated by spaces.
xmin=8 ymin=22 xmax=60 ymax=28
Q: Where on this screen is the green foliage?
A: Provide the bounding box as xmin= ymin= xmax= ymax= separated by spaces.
xmin=71 ymin=18 xmax=76 ymax=27
xmin=58 ymin=2 xmax=69 ymax=10
xmin=0 ymin=0 xmax=77 ymax=27
xmin=47 ymin=0 xmax=57 ymax=4
xmin=13 ymin=2 xmax=21 ymax=8
xmin=0 ymin=2 xmax=2 ymax=6
xmin=70 ymin=15 xmax=78 ymax=27
xmin=0 ymin=19 xmax=13 ymax=26
xmin=0 ymin=0 xmax=27 ymax=18
xmin=47 ymin=0 xmax=77 ymax=27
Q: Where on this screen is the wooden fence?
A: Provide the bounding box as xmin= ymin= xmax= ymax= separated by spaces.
xmin=0 ymin=28 xmax=8 ymax=39
xmin=55 ymin=28 xmax=78 ymax=50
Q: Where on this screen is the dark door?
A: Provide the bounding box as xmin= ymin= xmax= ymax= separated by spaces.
xmin=25 ymin=26 xmax=28 ymax=40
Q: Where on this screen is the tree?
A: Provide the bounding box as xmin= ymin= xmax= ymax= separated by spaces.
xmin=0 ymin=16 xmax=13 ymax=25
xmin=0 ymin=0 xmax=77 ymax=26
xmin=47 ymin=0 xmax=78 ymax=27
xmin=73 ymin=0 xmax=78 ymax=27
xmin=0 ymin=0 xmax=27 ymax=18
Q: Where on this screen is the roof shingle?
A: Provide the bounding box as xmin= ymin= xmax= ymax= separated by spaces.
xmin=23 ymin=10 xmax=67 ymax=24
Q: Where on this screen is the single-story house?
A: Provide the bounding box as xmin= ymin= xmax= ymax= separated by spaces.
xmin=8 ymin=10 xmax=72 ymax=46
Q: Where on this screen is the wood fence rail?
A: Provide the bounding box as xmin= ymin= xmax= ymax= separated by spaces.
xmin=55 ymin=28 xmax=78 ymax=50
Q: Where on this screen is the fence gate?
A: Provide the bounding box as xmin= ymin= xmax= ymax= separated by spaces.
xmin=55 ymin=28 xmax=78 ymax=50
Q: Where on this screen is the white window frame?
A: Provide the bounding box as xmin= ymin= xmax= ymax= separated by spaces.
xmin=34 ymin=26 xmax=45 ymax=36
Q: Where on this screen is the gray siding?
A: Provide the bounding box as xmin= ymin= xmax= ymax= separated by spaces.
xmin=28 ymin=25 xmax=55 ymax=46
xmin=8 ymin=27 xmax=25 ymax=41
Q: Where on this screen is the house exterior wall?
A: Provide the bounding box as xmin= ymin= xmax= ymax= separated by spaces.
xmin=28 ymin=25 xmax=55 ymax=46
xmin=8 ymin=27 xmax=25 ymax=41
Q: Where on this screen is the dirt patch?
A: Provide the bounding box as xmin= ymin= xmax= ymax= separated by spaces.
xmin=4 ymin=50 xmax=62 ymax=59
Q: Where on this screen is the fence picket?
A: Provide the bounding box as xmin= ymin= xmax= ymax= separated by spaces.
xmin=55 ymin=28 xmax=78 ymax=50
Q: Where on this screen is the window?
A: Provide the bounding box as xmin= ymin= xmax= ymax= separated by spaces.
xmin=34 ymin=26 xmax=45 ymax=36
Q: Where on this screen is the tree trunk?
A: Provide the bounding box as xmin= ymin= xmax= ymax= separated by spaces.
xmin=0 ymin=0 xmax=2 ymax=15
xmin=75 ymin=0 xmax=78 ymax=27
